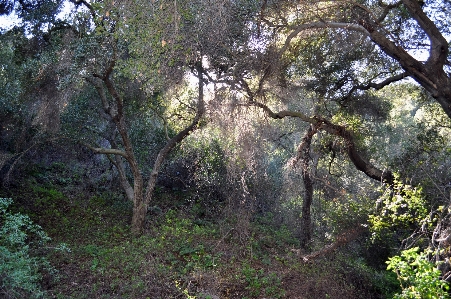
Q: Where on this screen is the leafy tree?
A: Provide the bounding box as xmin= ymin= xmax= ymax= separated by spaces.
xmin=0 ymin=24 xmax=67 ymax=186
xmin=191 ymin=0 xmax=451 ymax=250
xmin=53 ymin=0 xmax=220 ymax=235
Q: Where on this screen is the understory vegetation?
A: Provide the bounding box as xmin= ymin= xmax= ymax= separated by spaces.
xmin=1 ymin=0 xmax=451 ymax=298
xmin=1 ymin=167 xmax=400 ymax=298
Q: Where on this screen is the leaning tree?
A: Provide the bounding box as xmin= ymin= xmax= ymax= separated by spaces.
xmin=193 ymin=0 xmax=450 ymax=248
xmin=59 ymin=0 xmax=261 ymax=234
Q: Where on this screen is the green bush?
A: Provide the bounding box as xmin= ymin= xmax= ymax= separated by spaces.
xmin=240 ymin=263 xmax=285 ymax=299
xmin=369 ymin=178 xmax=431 ymax=245
xmin=387 ymin=247 xmax=449 ymax=299
xmin=0 ymin=197 xmax=66 ymax=298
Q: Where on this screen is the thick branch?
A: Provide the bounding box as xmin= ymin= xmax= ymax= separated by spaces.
xmin=249 ymin=101 xmax=394 ymax=184
xmin=344 ymin=72 xmax=408 ymax=99
xmin=143 ymin=64 xmax=206 ymax=203
xmin=82 ymin=142 xmax=128 ymax=158
xmin=130 ymin=62 xmax=206 ymax=236
xmin=281 ymin=19 xmax=451 ymax=118
xmin=103 ymin=75 xmax=123 ymax=120
xmin=107 ymin=154 xmax=134 ymax=202
xmin=91 ymin=55 xmax=139 ymax=180
xmin=85 ymin=76 xmax=113 ymax=117
xmin=401 ymin=0 xmax=449 ymax=67
xmin=283 ymin=21 xmax=426 ymax=85
xmin=355 ymin=72 xmax=408 ymax=91
xmin=282 ymin=22 xmax=370 ymax=54
xmin=248 ymin=100 xmax=316 ymax=123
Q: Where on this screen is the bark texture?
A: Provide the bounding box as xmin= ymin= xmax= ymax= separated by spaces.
xmin=280 ymin=0 xmax=451 ymax=119
xmin=299 ymin=125 xmax=315 ymax=249
xmin=132 ymin=65 xmax=206 ymax=235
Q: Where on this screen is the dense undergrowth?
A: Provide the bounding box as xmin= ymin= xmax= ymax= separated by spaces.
xmin=0 ymin=162 xmax=400 ymax=299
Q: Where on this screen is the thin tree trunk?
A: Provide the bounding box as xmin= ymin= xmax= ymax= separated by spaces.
xmin=114 ymin=154 xmax=134 ymax=201
xmin=299 ymin=125 xmax=314 ymax=249
xmin=131 ymin=63 xmax=206 ymax=235
xmin=250 ymin=100 xmax=394 ymax=185
xmin=106 ymin=136 xmax=134 ymax=202
xmin=87 ymin=55 xmax=206 ymax=236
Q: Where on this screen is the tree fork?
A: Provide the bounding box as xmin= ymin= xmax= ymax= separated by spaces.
xmin=249 ymin=100 xmax=394 ymax=185
xmin=131 ymin=62 xmax=206 ymax=235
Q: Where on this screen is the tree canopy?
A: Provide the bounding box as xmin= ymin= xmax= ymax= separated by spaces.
xmin=1 ymin=0 xmax=451 ymax=297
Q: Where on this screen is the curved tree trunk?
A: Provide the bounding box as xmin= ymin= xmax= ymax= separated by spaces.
xmin=131 ymin=63 xmax=206 ymax=235
xmin=86 ymin=57 xmax=206 ymax=236
xmin=250 ymin=100 xmax=394 ymax=185
xmin=279 ymin=0 xmax=451 ymax=119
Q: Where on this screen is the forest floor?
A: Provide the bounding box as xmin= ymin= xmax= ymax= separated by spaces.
xmin=3 ymin=176 xmax=398 ymax=299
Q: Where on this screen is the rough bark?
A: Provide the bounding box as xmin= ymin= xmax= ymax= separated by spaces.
xmin=112 ymin=154 xmax=134 ymax=202
xmin=299 ymin=125 xmax=315 ymax=249
xmin=362 ymin=0 xmax=451 ymax=118
xmin=280 ymin=0 xmax=451 ymax=119
xmin=86 ymin=59 xmax=205 ymax=236
xmin=87 ymin=70 xmax=145 ymax=229
xmin=87 ymin=67 xmax=144 ymax=235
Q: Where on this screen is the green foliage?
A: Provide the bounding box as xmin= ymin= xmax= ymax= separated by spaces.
xmin=240 ymin=263 xmax=285 ymax=299
xmin=157 ymin=210 xmax=221 ymax=274
xmin=369 ymin=177 xmax=431 ymax=243
xmin=0 ymin=197 xmax=61 ymax=298
xmin=253 ymin=213 xmax=300 ymax=250
xmin=318 ymin=192 xmax=372 ymax=235
xmin=387 ymin=247 xmax=449 ymax=299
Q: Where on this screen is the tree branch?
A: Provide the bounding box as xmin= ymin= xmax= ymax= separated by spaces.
xmin=248 ymin=100 xmax=394 ymax=184
xmin=144 ymin=62 xmax=206 ymax=203
xmin=343 ymin=72 xmax=409 ymax=99
xmin=356 ymin=72 xmax=409 ymax=91
xmin=401 ymin=0 xmax=449 ymax=67
xmin=299 ymin=225 xmax=368 ymax=262
xmin=281 ymin=22 xmax=370 ymax=54
xmin=377 ymin=1 xmax=402 ymax=23
xmin=280 ymin=19 xmax=440 ymax=100
xmin=82 ymin=142 xmax=129 ymax=159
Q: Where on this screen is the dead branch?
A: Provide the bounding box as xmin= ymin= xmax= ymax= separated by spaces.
xmin=301 ymin=225 xmax=368 ymax=262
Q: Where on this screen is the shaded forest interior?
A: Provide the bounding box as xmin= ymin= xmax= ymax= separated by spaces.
xmin=1 ymin=0 xmax=451 ymax=298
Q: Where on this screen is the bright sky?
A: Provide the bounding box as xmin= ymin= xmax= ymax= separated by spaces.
xmin=0 ymin=12 xmax=20 ymax=30
xmin=0 ymin=1 xmax=75 ymax=31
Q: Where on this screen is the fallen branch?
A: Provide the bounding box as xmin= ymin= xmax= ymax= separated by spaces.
xmin=300 ymin=225 xmax=368 ymax=262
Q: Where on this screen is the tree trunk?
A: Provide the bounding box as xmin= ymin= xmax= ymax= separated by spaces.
xmin=87 ymin=56 xmax=206 ymax=236
xmin=251 ymin=100 xmax=394 ymax=185
xmin=130 ymin=63 xmax=206 ymax=235
xmin=114 ymin=154 xmax=134 ymax=202
xmin=299 ymin=125 xmax=314 ymax=249
xmin=131 ymin=176 xmax=145 ymax=235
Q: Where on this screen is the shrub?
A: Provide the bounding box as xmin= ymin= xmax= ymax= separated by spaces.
xmin=387 ymin=247 xmax=449 ymax=299
xmin=0 ymin=197 xmax=64 ymax=298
